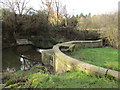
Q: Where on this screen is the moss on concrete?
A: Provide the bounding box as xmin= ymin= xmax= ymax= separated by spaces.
xmin=52 ymin=40 xmax=120 ymax=81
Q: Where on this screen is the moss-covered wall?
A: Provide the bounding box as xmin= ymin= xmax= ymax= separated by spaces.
xmin=41 ymin=39 xmax=120 ymax=81
xmin=41 ymin=49 xmax=54 ymax=66
xmin=65 ymin=39 xmax=103 ymax=48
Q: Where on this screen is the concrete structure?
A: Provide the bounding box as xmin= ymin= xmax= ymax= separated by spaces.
xmin=16 ymin=39 xmax=33 ymax=45
xmin=41 ymin=49 xmax=55 ymax=66
xmin=41 ymin=39 xmax=120 ymax=81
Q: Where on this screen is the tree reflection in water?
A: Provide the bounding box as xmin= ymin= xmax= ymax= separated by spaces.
xmin=20 ymin=55 xmax=37 ymax=71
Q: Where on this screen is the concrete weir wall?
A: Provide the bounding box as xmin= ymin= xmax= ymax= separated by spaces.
xmin=41 ymin=39 xmax=120 ymax=81
xmin=64 ymin=39 xmax=103 ymax=48
xmin=41 ymin=49 xmax=55 ymax=67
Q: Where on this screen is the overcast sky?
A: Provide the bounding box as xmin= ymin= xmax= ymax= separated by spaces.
xmin=26 ymin=0 xmax=119 ymax=15
xmin=66 ymin=0 xmax=119 ymax=15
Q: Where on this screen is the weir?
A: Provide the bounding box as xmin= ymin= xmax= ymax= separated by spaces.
xmin=16 ymin=39 xmax=33 ymax=45
xmin=41 ymin=39 xmax=120 ymax=81
xmin=16 ymin=39 xmax=120 ymax=81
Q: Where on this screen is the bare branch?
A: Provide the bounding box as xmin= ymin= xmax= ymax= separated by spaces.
xmin=2 ymin=0 xmax=30 ymax=15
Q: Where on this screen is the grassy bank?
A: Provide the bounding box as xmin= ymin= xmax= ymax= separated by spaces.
xmin=65 ymin=47 xmax=119 ymax=71
xmin=2 ymin=64 xmax=119 ymax=88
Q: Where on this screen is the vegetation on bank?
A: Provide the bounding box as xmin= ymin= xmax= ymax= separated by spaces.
xmin=1 ymin=0 xmax=119 ymax=89
xmin=65 ymin=47 xmax=119 ymax=71
xmin=1 ymin=0 xmax=118 ymax=49
xmin=2 ymin=64 xmax=119 ymax=88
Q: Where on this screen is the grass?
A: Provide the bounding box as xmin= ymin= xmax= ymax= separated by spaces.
xmin=65 ymin=47 xmax=119 ymax=71
xmin=2 ymin=65 xmax=119 ymax=88
xmin=27 ymin=71 xmax=119 ymax=88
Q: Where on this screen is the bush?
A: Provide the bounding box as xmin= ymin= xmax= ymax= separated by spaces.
xmin=75 ymin=12 xmax=118 ymax=48
xmin=99 ymin=28 xmax=118 ymax=48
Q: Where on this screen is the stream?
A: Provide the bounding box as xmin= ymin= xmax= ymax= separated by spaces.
xmin=2 ymin=45 xmax=44 ymax=72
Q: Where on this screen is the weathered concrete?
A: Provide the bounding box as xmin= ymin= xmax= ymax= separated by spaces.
xmin=16 ymin=39 xmax=33 ymax=45
xmin=41 ymin=39 xmax=120 ymax=81
xmin=58 ymin=44 xmax=75 ymax=52
xmin=106 ymin=69 xmax=120 ymax=81
xmin=41 ymin=49 xmax=55 ymax=66
xmin=53 ymin=44 xmax=120 ymax=81
xmin=65 ymin=39 xmax=103 ymax=48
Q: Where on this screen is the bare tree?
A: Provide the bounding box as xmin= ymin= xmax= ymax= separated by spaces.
xmin=41 ymin=0 xmax=53 ymax=21
xmin=61 ymin=5 xmax=68 ymax=26
xmin=54 ymin=0 xmax=61 ymax=26
xmin=1 ymin=0 xmax=31 ymax=42
xmin=40 ymin=0 xmax=66 ymax=26
xmin=1 ymin=0 xmax=30 ymax=15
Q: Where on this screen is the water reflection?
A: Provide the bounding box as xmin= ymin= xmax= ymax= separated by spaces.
xmin=20 ymin=55 xmax=40 ymax=71
xmin=2 ymin=47 xmax=21 ymax=72
xmin=2 ymin=45 xmax=43 ymax=72
xmin=20 ymin=56 xmax=32 ymax=70
xmin=6 ymin=67 xmax=16 ymax=73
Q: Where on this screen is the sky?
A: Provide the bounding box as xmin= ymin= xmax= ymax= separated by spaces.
xmin=64 ymin=0 xmax=119 ymax=15
xmin=20 ymin=0 xmax=120 ymax=15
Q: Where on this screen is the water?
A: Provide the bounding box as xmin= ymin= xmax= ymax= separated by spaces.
xmin=2 ymin=45 xmax=43 ymax=72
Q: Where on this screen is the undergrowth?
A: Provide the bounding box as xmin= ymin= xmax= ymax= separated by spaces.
xmin=2 ymin=64 xmax=119 ymax=88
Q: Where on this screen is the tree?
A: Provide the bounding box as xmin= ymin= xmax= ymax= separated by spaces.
xmin=41 ymin=0 xmax=54 ymax=21
xmin=88 ymin=13 xmax=91 ymax=17
xmin=41 ymin=0 xmax=65 ymax=26
xmin=21 ymin=11 xmax=50 ymax=36
xmin=1 ymin=0 xmax=31 ymax=15
xmin=61 ymin=5 xmax=68 ymax=26
xmin=54 ymin=0 xmax=61 ymax=25
xmin=2 ymin=9 xmax=17 ymax=45
xmin=1 ymin=0 xmax=31 ymax=44
xmin=68 ymin=15 xmax=78 ymax=27
xmin=76 ymin=14 xmax=79 ymax=18
xmin=76 ymin=17 xmax=91 ymax=30
xmin=79 ymin=13 xmax=84 ymax=17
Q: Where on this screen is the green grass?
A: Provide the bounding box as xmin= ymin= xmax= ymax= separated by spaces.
xmin=65 ymin=47 xmax=119 ymax=71
xmin=27 ymin=71 xmax=119 ymax=88
xmin=3 ymin=65 xmax=119 ymax=88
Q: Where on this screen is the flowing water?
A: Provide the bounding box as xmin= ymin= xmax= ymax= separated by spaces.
xmin=2 ymin=45 xmax=44 ymax=72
